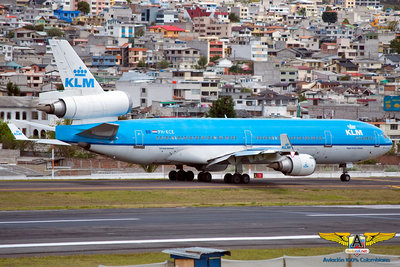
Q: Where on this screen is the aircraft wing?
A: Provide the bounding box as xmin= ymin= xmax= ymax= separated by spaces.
xmin=206 ymin=134 xmax=295 ymax=167
xmin=7 ymin=123 xmax=70 ymax=146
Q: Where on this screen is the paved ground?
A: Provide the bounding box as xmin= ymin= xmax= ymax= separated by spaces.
xmin=0 ymin=205 xmax=399 ymax=256
xmin=1 ymin=177 xmax=400 ymax=192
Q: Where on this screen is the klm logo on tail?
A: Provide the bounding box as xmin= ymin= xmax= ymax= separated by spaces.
xmin=282 ymin=143 xmax=291 ymax=150
xmin=65 ymin=67 xmax=94 ymax=88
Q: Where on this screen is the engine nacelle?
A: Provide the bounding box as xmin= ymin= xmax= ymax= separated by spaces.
xmin=39 ymin=91 xmax=132 ymax=120
xmin=269 ymin=154 xmax=316 ymax=176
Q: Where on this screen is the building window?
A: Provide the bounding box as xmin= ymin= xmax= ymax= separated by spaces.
xmin=390 ymin=124 xmax=398 ymax=130
xmin=32 ymin=111 xmax=38 ymax=120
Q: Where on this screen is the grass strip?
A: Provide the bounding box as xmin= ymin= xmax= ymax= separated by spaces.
xmin=0 ymin=246 xmax=399 ymax=267
xmin=0 ymin=188 xmax=399 ymax=210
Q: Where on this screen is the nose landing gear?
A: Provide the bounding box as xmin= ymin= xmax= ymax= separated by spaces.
xmin=339 ymin=163 xmax=351 ymax=182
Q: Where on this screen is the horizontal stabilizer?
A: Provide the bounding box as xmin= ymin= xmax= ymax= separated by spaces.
xmin=12 ymin=120 xmax=55 ymax=131
xmin=77 ymin=123 xmax=119 ymax=140
xmin=7 ymin=123 xmax=28 ymax=141
xmin=7 ymin=123 xmax=70 ymax=146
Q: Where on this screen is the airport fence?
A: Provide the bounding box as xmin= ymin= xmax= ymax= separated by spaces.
xmin=98 ymin=252 xmax=400 ymax=267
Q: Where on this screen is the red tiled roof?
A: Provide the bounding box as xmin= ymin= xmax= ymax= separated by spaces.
xmin=149 ymin=25 xmax=185 ymax=32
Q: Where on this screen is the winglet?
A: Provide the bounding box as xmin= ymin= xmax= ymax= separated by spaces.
xmin=7 ymin=123 xmax=29 ymax=141
xmin=280 ymin=134 xmax=294 ymax=152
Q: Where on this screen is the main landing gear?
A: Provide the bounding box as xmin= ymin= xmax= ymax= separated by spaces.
xmin=339 ymin=163 xmax=351 ymax=182
xmin=168 ymin=170 xmax=194 ymax=181
xmin=168 ymin=169 xmax=251 ymax=184
xmin=223 ymin=173 xmax=250 ymax=184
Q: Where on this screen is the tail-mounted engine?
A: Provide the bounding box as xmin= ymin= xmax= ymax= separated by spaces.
xmin=269 ymin=154 xmax=316 ymax=176
xmin=38 ymin=91 xmax=132 ymax=120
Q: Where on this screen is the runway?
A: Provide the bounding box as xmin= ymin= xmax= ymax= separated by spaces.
xmin=0 ymin=205 xmax=399 ymax=256
xmin=1 ymin=177 xmax=400 ymax=192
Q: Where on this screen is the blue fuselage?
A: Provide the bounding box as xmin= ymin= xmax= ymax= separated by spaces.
xmin=56 ymin=118 xmax=392 ymax=165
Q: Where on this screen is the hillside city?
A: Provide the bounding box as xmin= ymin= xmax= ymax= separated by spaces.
xmin=1 ymin=0 xmax=400 ymax=152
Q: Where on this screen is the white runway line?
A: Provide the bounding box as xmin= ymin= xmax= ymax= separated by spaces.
xmin=0 ymin=235 xmax=321 ymax=249
xmin=0 ymin=218 xmax=140 ymax=224
xmin=0 ymin=234 xmax=398 ymax=249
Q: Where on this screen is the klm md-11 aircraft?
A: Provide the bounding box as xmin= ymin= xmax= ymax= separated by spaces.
xmin=8 ymin=40 xmax=392 ymax=184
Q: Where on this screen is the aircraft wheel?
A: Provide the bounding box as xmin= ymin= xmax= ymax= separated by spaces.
xmin=198 ymin=172 xmax=205 ymax=182
xmin=224 ymin=173 xmax=232 ymax=183
xmin=340 ymin=173 xmax=350 ymax=182
xmin=177 ymin=170 xmax=186 ymax=181
xmin=241 ymin=173 xmax=250 ymax=184
xmin=204 ymin=172 xmax=212 ymax=183
xmin=186 ymin=171 xmax=194 ymax=181
xmin=232 ymin=173 xmax=241 ymax=184
xmin=169 ymin=170 xmax=177 ymax=181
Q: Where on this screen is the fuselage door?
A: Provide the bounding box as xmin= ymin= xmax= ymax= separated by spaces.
xmin=134 ymin=130 xmax=144 ymax=148
xmin=324 ymin=130 xmax=332 ymax=147
xmin=244 ymin=130 xmax=252 ymax=148
xmin=374 ymin=131 xmax=380 ymax=147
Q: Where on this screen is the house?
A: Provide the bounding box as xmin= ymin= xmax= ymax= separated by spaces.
xmin=164 ymin=46 xmax=200 ymax=69
xmin=149 ymin=25 xmax=185 ymax=38
xmin=53 ymin=9 xmax=81 ymax=23
xmin=327 ymin=59 xmax=359 ymax=74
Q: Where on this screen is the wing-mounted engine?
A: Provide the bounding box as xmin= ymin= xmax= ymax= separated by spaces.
xmin=38 ymin=91 xmax=132 ymax=120
xmin=269 ymin=154 xmax=316 ymax=176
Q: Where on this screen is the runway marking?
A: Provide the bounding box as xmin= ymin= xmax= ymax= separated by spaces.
xmin=0 ymin=218 xmax=140 ymax=224
xmin=0 ymin=235 xmax=320 ymax=249
xmin=0 ymin=234 xmax=398 ymax=249
xmin=309 ymin=213 xmax=400 ymax=217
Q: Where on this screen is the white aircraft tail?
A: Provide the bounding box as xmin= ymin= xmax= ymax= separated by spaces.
xmin=48 ymin=39 xmax=103 ymax=94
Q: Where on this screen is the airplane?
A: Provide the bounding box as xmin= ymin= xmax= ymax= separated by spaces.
xmin=7 ymin=39 xmax=393 ymax=184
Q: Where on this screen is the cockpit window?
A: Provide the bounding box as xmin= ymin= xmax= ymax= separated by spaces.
xmin=383 ymin=133 xmax=389 ymax=139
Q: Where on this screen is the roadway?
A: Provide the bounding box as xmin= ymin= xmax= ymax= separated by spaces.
xmin=1 ymin=177 xmax=400 ymax=191
xmin=0 ymin=205 xmax=399 ymax=256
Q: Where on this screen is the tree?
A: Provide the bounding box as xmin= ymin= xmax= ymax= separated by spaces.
xmin=210 ymin=55 xmax=220 ymax=63
xmin=6 ymin=31 xmax=14 ymax=39
xmin=157 ymin=59 xmax=170 ymax=69
xmin=390 ymin=38 xmax=400 ymax=54
xmin=197 ymin=56 xmax=208 ymax=68
xmin=0 ymin=121 xmax=18 ymax=149
xmin=208 ymin=96 xmax=237 ymax=118
xmin=6 ymin=82 xmax=20 ymax=96
xmin=297 ymin=8 xmax=306 ymax=16
xmin=228 ymin=13 xmax=240 ymax=22
xmin=137 ymin=59 xmax=146 ymax=68
xmin=322 ymin=11 xmax=337 ymax=24
xmin=388 ymin=21 xmax=398 ymax=32
xmin=56 ymin=83 xmax=64 ymax=91
xmin=342 ymin=18 xmax=350 ymax=25
xmin=46 ymin=28 xmax=64 ymax=37
xmin=229 ymin=65 xmax=242 ymax=73
xmin=77 ymin=1 xmax=90 ymax=14
xmin=135 ymin=28 xmax=145 ymax=37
